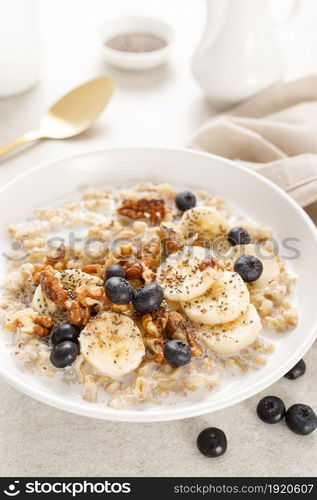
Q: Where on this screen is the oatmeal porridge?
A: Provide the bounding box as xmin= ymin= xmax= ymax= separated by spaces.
xmin=0 ymin=182 xmax=298 ymax=409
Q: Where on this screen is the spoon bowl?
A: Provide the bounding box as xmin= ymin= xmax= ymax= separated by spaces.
xmin=0 ymin=77 xmax=114 ymax=155
xmin=41 ymin=77 xmax=114 ymax=138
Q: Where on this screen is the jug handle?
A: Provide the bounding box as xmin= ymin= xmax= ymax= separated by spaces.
xmin=273 ymin=0 xmax=302 ymax=24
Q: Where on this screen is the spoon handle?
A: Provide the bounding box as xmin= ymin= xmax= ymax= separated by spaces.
xmin=0 ymin=130 xmax=43 ymax=157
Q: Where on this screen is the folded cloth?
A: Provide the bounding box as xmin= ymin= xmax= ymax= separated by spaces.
xmin=189 ymin=75 xmax=317 ymax=210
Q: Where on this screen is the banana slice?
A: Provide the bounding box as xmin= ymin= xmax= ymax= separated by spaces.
xmin=197 ymin=304 xmax=262 ymax=354
xmin=156 ymin=246 xmax=221 ymax=301
xmin=179 ymin=206 xmax=229 ymax=238
xmin=31 ymin=284 xmax=57 ymax=314
xmin=79 ymin=311 xmax=145 ymax=378
xmin=181 ymin=271 xmax=250 ymax=325
xmin=59 ymin=269 xmax=103 ymax=289
xmin=226 ymin=244 xmax=280 ymax=288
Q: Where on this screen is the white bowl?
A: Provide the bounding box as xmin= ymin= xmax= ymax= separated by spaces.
xmin=0 ymin=147 xmax=316 ymax=422
xmin=96 ymin=16 xmax=173 ymax=71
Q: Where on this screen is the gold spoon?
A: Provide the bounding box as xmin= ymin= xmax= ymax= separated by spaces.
xmin=0 ymin=77 xmax=114 ymax=157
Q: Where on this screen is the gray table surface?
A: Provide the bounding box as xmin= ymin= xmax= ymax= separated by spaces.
xmin=1 ymin=0 xmax=316 ymax=478
xmin=1 ymin=345 xmax=316 ymax=477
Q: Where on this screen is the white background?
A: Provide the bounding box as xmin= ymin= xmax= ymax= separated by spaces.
xmin=0 ymin=0 xmax=317 ymax=477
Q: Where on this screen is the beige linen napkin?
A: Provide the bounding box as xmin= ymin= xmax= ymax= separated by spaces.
xmin=189 ymin=75 xmax=317 ymax=213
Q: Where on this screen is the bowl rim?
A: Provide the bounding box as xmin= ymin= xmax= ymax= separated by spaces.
xmin=0 ymin=146 xmax=316 ymax=422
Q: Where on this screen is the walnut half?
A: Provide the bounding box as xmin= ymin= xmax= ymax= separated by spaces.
xmin=141 ymin=308 xmax=203 ymax=360
xmin=4 ymin=309 xmax=53 ymax=337
xmin=33 ymin=315 xmax=54 ymax=337
xmin=165 ymin=311 xmax=203 ymax=357
xmin=40 ymin=269 xmax=68 ymax=307
xmin=117 ymin=198 xmax=168 ymax=225
xmin=65 ymin=300 xmax=90 ymax=325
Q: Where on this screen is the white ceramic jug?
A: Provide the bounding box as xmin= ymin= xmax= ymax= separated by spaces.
xmin=192 ymin=0 xmax=301 ymax=109
xmin=0 ymin=0 xmax=40 ymax=98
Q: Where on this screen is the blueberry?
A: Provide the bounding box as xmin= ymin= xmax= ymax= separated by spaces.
xmin=234 ymin=254 xmax=263 ymax=282
xmin=105 ymin=264 xmax=125 ymax=280
xmin=284 ymin=359 xmax=306 ymax=380
xmin=175 ymin=191 xmax=196 ymax=211
xmin=132 ymin=283 xmax=163 ymax=314
xmin=105 ymin=277 xmax=133 ymax=304
xmin=51 ymin=323 xmax=81 ymax=346
xmin=50 ymin=340 xmax=79 ymax=368
xmin=197 ymin=427 xmax=227 ymax=458
xmin=228 ymin=227 xmax=251 ymax=246
xmin=163 ymin=339 xmax=192 ymax=367
xmin=285 ymin=404 xmax=317 ymax=435
xmin=257 ymin=395 xmax=286 ymax=424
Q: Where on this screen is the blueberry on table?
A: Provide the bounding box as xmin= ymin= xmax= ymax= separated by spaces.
xmin=284 ymin=359 xmax=306 ymax=380
xmin=285 ymin=404 xmax=317 ymax=435
xmin=105 ymin=264 xmax=125 ymax=280
xmin=175 ymin=191 xmax=196 ymax=211
xmin=257 ymin=395 xmax=286 ymax=424
xmin=132 ymin=283 xmax=163 ymax=314
xmin=197 ymin=427 xmax=227 ymax=458
xmin=51 ymin=323 xmax=81 ymax=345
xmin=234 ymin=254 xmax=263 ymax=282
xmin=163 ymin=339 xmax=192 ymax=367
xmin=105 ymin=276 xmax=133 ymax=304
xmin=228 ymin=227 xmax=251 ymax=246
xmin=50 ymin=340 xmax=79 ymax=368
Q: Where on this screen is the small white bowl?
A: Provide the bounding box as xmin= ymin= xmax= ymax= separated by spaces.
xmin=96 ymin=16 xmax=174 ymax=71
